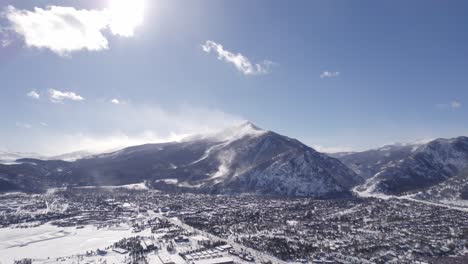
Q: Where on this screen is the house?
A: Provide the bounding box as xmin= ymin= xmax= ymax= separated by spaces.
xmin=141 ymin=238 xmax=156 ymax=251
xmin=112 ymin=247 xmax=128 ymax=254
xmin=174 ymin=236 xmax=190 ymax=243
xmin=193 ymin=257 xmax=235 ymax=264
xmin=158 ymin=254 xmax=176 ymax=264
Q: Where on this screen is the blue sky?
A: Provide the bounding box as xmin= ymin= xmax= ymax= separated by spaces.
xmin=1 ymin=0 xmax=467 ymax=155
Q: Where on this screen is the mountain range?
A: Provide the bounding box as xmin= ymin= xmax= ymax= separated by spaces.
xmin=334 ymin=137 xmax=468 ymax=196
xmin=1 ymin=122 xmax=468 ymax=202
xmin=0 ymin=150 xmax=94 ymax=164
xmin=0 ymin=122 xmax=362 ymax=197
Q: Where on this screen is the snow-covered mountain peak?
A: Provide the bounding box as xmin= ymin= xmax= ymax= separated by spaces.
xmin=199 ymin=121 xmax=266 ymax=142
xmin=219 ymin=121 xmax=265 ymax=140
xmin=376 ymin=141 xmax=427 ymax=152
xmin=237 ymin=121 xmax=263 ymax=131
xmin=180 ymin=121 xmax=266 ymax=143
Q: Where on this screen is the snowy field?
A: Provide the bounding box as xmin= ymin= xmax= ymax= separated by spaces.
xmin=353 ymin=185 xmax=468 ymax=212
xmin=46 ymin=182 xmax=150 ymax=194
xmin=0 ymin=223 xmax=152 ymax=263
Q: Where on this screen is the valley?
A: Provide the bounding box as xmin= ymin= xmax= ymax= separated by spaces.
xmin=1 ymin=187 xmax=467 ymax=264
xmin=2 ymin=123 xmax=468 ymax=263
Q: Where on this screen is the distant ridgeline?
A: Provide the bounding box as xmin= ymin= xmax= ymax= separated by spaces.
xmin=1 ymin=123 xmax=468 ymax=200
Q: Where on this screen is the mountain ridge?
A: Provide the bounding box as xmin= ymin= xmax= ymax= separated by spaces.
xmin=4 ymin=123 xmax=468 ymax=200
xmin=0 ymin=122 xmax=363 ymax=197
xmin=335 ymin=136 xmax=468 ymax=197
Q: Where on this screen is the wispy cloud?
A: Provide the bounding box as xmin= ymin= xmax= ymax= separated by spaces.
xmin=48 ymin=89 xmax=84 ymax=103
xmin=55 ymin=131 xmax=189 ymax=155
xmin=27 ymin=90 xmax=40 ymax=99
xmin=110 ymin=98 xmax=120 ymax=104
xmin=451 ymin=100 xmax=462 ymax=109
xmin=320 ymin=71 xmax=340 ymax=78
xmin=202 ymin=40 xmax=274 ymax=75
xmin=0 ymin=28 xmax=12 ymax=47
xmin=25 ymin=103 xmax=243 ymax=155
xmin=2 ymin=1 xmax=145 ymax=56
xmin=16 ymin=122 xmax=32 ymax=129
xmin=436 ymin=100 xmax=462 ymax=110
xmin=1 ymin=38 xmax=11 ymax=47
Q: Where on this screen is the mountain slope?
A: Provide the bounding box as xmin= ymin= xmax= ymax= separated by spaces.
xmin=331 ymin=143 xmax=420 ymax=179
xmin=48 ymin=150 xmax=95 ymax=161
xmin=411 ymin=169 xmax=468 ymax=208
xmin=175 ymin=126 xmax=363 ymax=197
xmin=355 ymin=137 xmax=468 ymax=195
xmin=0 ymin=122 xmax=363 ymax=197
xmin=0 ymin=151 xmax=44 ymax=164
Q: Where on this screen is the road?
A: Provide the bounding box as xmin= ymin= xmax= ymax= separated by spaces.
xmin=353 ymin=187 xmax=468 ymax=212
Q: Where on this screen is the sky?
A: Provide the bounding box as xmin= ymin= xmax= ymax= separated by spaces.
xmin=0 ymin=0 xmax=467 ymax=155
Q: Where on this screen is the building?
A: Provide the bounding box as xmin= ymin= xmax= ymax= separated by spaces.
xmin=193 ymin=257 xmax=235 ymax=264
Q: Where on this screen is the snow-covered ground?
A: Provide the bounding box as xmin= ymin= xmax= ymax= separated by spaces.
xmin=352 ymin=182 xmax=393 ymax=200
xmin=440 ymin=199 xmax=468 ymax=207
xmin=0 ymin=223 xmax=151 ymax=263
xmin=0 ymin=216 xmax=273 ymax=264
xmin=47 ymin=182 xmax=149 ymax=194
xmin=353 ymin=185 xmax=468 ymax=212
xmin=162 ymin=215 xmax=288 ymax=264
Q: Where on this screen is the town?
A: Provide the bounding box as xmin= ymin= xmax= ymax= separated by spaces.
xmin=1 ymin=187 xmax=467 ymax=264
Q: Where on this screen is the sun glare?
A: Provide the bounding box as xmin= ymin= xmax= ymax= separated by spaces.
xmin=108 ymin=0 xmax=145 ymax=37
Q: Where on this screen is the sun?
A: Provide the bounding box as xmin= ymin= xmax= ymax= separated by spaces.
xmin=108 ymin=0 xmax=146 ymax=37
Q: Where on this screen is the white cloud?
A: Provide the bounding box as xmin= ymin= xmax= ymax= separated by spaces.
xmin=5 ymin=6 xmax=110 ymax=56
xmin=320 ymin=71 xmax=340 ymax=78
xmin=107 ymin=0 xmax=145 ymax=37
xmin=110 ymin=98 xmax=120 ymax=104
xmin=451 ymin=100 xmax=462 ymax=109
xmin=40 ymin=122 xmax=48 ymax=126
xmin=16 ymin=122 xmax=32 ymax=129
xmin=48 ymin=89 xmax=84 ymax=103
xmin=202 ymin=40 xmax=274 ymax=75
xmin=12 ymin=103 xmax=243 ymax=155
xmin=436 ymin=100 xmax=462 ymax=110
xmin=3 ymin=1 xmax=145 ymax=56
xmin=54 ymin=131 xmax=189 ymax=155
xmin=27 ymin=90 xmax=40 ymax=99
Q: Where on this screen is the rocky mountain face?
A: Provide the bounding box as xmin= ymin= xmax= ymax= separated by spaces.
xmin=181 ymin=124 xmax=363 ymax=197
xmin=411 ymin=169 xmax=468 ymax=207
xmin=0 ymin=122 xmax=363 ymax=197
xmin=346 ymin=137 xmax=468 ymax=195
xmin=331 ymin=144 xmax=420 ymax=179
